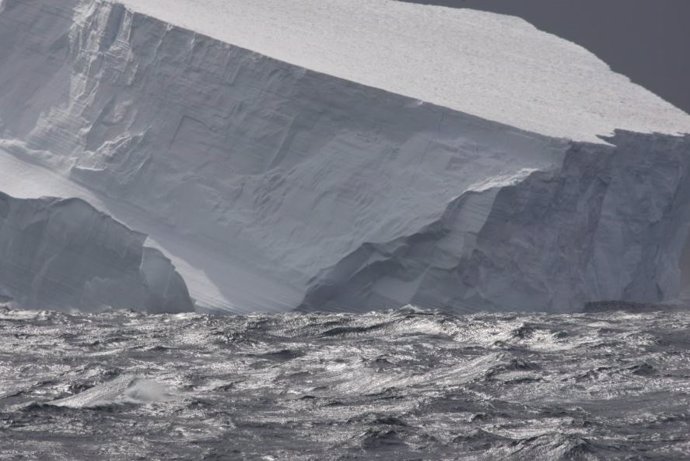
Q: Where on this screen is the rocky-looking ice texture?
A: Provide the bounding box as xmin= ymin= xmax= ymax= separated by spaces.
xmin=0 ymin=0 xmax=688 ymax=313
xmin=0 ymin=192 xmax=193 ymax=313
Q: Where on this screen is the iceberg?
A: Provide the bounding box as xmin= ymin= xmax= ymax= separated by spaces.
xmin=0 ymin=0 xmax=688 ymax=312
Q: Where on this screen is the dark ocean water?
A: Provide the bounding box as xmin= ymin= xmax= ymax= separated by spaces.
xmin=0 ymin=306 xmax=689 ymax=460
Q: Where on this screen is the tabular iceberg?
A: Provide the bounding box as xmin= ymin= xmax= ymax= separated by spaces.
xmin=0 ymin=0 xmax=688 ymax=313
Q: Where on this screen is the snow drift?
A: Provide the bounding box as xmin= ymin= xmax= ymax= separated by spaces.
xmin=0 ymin=192 xmax=193 ymax=313
xmin=0 ymin=0 xmax=688 ymax=313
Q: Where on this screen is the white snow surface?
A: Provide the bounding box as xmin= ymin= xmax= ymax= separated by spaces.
xmin=113 ymin=0 xmax=690 ymax=143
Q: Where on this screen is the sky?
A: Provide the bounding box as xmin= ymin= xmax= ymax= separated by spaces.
xmin=403 ymin=0 xmax=690 ymax=114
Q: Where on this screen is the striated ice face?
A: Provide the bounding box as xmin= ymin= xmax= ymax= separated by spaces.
xmin=301 ymin=132 xmax=690 ymax=313
xmin=0 ymin=0 xmax=564 ymax=312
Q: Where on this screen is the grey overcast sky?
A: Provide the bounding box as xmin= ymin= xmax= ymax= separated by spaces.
xmin=403 ymin=0 xmax=690 ymax=114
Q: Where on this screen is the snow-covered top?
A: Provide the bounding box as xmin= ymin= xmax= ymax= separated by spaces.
xmin=114 ymin=0 xmax=690 ymax=143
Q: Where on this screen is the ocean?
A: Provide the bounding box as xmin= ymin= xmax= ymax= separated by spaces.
xmin=1 ymin=306 xmax=688 ymax=460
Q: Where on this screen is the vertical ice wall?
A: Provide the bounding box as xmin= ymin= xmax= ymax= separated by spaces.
xmin=301 ymin=132 xmax=690 ymax=312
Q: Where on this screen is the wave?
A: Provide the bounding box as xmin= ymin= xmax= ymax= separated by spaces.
xmin=1 ymin=307 xmax=688 ymax=459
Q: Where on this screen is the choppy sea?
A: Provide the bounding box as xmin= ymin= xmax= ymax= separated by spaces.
xmin=1 ymin=306 xmax=689 ymax=460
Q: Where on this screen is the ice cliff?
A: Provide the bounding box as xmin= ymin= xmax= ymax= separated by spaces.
xmin=300 ymin=132 xmax=690 ymax=312
xmin=0 ymin=192 xmax=193 ymax=313
xmin=0 ymin=0 xmax=689 ymax=313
